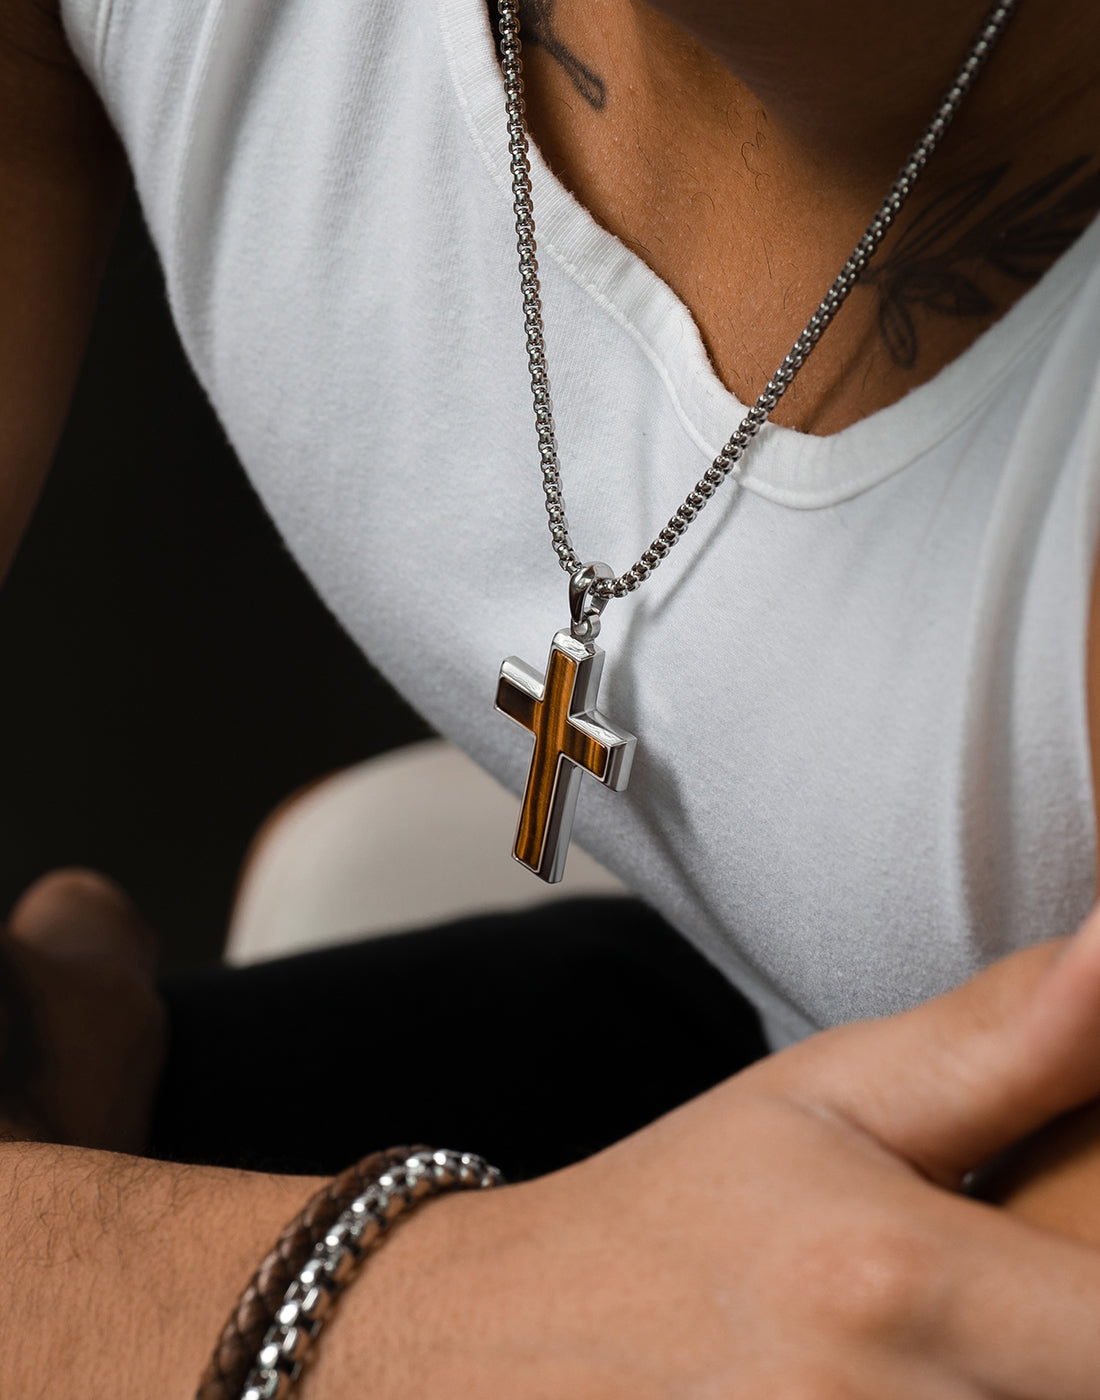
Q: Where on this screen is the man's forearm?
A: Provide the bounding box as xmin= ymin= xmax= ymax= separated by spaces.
xmin=0 ymin=1142 xmax=324 ymax=1398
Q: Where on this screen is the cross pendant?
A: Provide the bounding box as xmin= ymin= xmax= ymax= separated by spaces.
xmin=495 ymin=628 xmax=636 ymax=883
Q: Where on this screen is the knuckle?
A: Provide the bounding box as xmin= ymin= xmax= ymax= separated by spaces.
xmin=794 ymin=1218 xmax=943 ymax=1340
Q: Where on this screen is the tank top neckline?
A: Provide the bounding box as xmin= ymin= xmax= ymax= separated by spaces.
xmin=440 ymin=0 xmax=1100 ymax=509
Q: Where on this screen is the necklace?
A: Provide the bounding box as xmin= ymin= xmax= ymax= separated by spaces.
xmin=494 ymin=0 xmax=1018 ymax=882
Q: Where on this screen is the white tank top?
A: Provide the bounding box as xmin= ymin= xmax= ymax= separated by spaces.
xmin=62 ymin=0 xmax=1100 ymax=1047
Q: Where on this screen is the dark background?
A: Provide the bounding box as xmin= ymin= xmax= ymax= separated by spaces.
xmin=0 ymin=195 xmax=431 ymax=971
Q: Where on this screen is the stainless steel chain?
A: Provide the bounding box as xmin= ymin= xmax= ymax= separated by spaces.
xmin=239 ymin=1150 xmax=502 ymax=1400
xmin=496 ymin=0 xmax=1018 ymax=601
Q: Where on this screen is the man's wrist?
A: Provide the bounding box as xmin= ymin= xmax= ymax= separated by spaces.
xmin=0 ymin=1141 xmax=326 ymax=1399
xmin=295 ymin=1177 xmax=502 ymax=1399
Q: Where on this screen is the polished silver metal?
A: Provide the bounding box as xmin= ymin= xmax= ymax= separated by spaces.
xmin=495 ymin=0 xmax=1019 ymax=600
xmin=496 ymin=628 xmax=636 ymax=883
xmin=569 ymin=561 xmax=614 ymax=642
xmin=238 ymin=1150 xmax=502 ymax=1400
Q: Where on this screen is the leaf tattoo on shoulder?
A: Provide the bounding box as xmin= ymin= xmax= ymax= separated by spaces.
xmin=859 ymin=157 xmax=1100 ymax=369
xmin=518 ymin=0 xmax=607 ymax=110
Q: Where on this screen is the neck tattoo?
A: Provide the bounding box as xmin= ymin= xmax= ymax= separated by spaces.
xmin=493 ymin=0 xmax=1019 ymax=882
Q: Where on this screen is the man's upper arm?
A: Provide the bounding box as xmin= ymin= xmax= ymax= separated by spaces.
xmin=0 ymin=0 xmax=126 ymax=585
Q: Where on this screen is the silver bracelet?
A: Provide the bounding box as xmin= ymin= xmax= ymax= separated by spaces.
xmin=240 ymin=1148 xmax=503 ymax=1400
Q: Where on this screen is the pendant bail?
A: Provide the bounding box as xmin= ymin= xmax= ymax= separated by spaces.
xmin=569 ymin=562 xmax=614 ymax=643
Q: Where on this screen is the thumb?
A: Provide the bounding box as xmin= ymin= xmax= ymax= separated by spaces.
xmin=785 ymin=904 xmax=1100 ymax=1186
xmin=2 ymin=868 xmax=163 ymax=1152
xmin=7 ymin=868 xmax=157 ymax=979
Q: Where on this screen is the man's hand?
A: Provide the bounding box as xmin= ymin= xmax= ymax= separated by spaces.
xmin=979 ymin=1098 xmax=1100 ymax=1247
xmin=0 ymin=869 xmax=164 ymax=1151
xmin=302 ymin=905 xmax=1100 ymax=1399
xmin=7 ymin=901 xmax=1100 ymax=1397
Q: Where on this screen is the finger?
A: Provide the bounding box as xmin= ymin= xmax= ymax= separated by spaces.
xmin=7 ymin=868 xmax=157 ymax=978
xmin=980 ymin=1099 xmax=1100 ymax=1246
xmin=939 ymin=1195 xmax=1100 ymax=1400
xmin=773 ymin=904 xmax=1100 ymax=1184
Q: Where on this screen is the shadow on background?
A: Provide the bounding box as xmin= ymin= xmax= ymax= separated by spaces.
xmin=0 ymin=194 xmax=432 ymax=970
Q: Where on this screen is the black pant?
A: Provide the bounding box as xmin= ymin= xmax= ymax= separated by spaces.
xmin=151 ymin=899 xmax=766 ymax=1182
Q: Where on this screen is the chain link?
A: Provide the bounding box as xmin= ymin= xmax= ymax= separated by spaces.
xmin=239 ymin=1150 xmax=502 ymax=1400
xmin=496 ymin=0 xmax=1018 ymax=600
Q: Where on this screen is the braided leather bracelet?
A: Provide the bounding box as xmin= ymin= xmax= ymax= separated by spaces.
xmin=198 ymin=1147 xmax=502 ymax=1400
xmin=198 ymin=1147 xmax=416 ymax=1400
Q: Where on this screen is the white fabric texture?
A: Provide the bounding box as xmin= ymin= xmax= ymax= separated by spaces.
xmin=62 ymin=0 xmax=1100 ymax=1047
